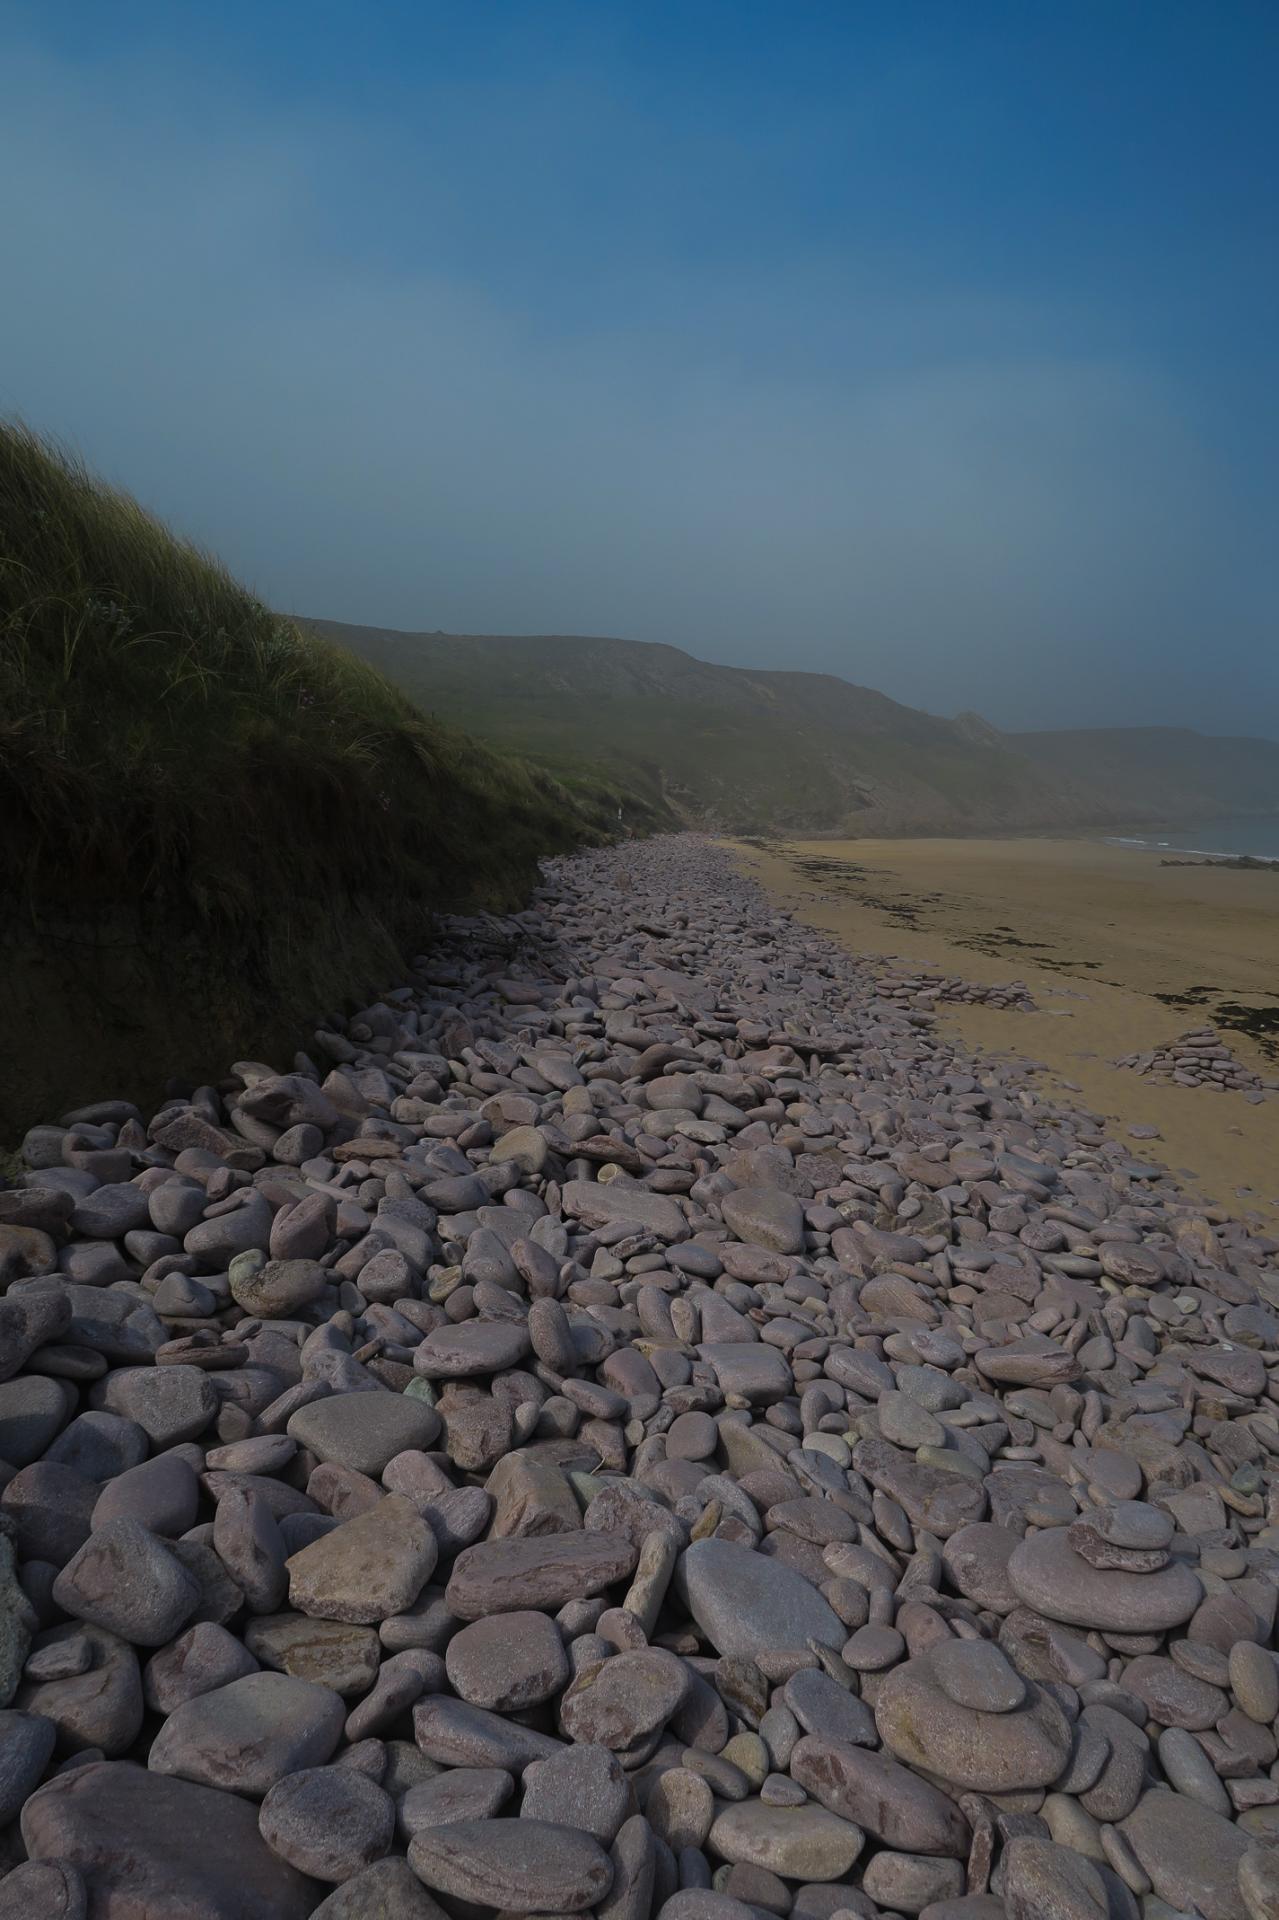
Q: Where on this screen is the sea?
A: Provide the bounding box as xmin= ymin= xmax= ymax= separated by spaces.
xmin=1106 ymin=813 xmax=1279 ymax=862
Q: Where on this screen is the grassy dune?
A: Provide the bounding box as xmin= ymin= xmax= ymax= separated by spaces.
xmin=0 ymin=426 xmax=606 ymax=1138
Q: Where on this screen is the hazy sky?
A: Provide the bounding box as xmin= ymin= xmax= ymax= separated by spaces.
xmin=3 ymin=1 xmax=1276 ymax=735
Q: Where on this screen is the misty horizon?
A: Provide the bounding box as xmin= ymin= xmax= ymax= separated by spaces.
xmin=3 ymin=2 xmax=1277 ymax=737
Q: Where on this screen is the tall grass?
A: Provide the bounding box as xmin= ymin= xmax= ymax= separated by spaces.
xmin=0 ymin=425 xmax=605 ymax=1135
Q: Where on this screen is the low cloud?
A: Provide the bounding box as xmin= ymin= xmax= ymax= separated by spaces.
xmin=2 ymin=30 xmax=1273 ymax=736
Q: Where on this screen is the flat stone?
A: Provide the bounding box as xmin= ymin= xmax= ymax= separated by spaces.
xmin=407 ymin=1818 xmax=613 ymax=1912
xmin=875 ymin=1646 xmax=1072 ymax=1793
xmin=398 ymin=1767 xmax=514 ymax=1834
xmin=52 ymin=1519 xmax=200 ymax=1647
xmin=700 ymin=1342 xmax=793 ymax=1404
xmin=147 ymin=1671 xmax=345 ymax=1796
xmin=17 ymin=1624 xmax=143 ymax=1756
xmin=721 ymin=1187 xmax=805 ymax=1256
xmin=521 ymin=1743 xmax=631 ymax=1845
xmin=143 ymin=1621 xmax=259 ymax=1713
xmin=675 ymin=1538 xmax=844 ymax=1658
xmin=1007 ymin=1526 xmax=1203 ymax=1632
xmin=446 ymin=1530 xmax=638 ymax=1619
xmin=707 ymin=1799 xmax=865 ymax=1880
xmin=931 ymin=1639 xmax=1026 ymax=1713
xmin=444 ymin=1611 xmax=570 ymax=1710
xmin=562 ymin=1180 xmax=687 ymax=1243
xmin=245 ymin=1614 xmax=381 ymax=1696
xmin=21 ymin=1759 xmax=318 ymax=1919
xmin=259 ymin=1764 xmax=395 ymax=1882
xmin=288 ymin=1392 xmax=440 ymax=1475
xmin=413 ymin=1695 xmax=563 ymax=1772
xmin=309 ymin=1857 xmax=453 ymax=1919
xmin=559 ymin=1647 xmax=690 ymax=1752
xmin=413 ymin=1321 xmax=532 ymax=1379
xmin=790 ymin=1733 xmax=969 ymax=1856
xmin=287 ymin=1495 xmax=437 ymax=1623
xmin=1122 ymin=1788 xmax=1251 ymax=1920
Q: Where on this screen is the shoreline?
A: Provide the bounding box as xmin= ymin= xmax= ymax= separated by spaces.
xmin=734 ymin=833 xmax=1279 ymax=1225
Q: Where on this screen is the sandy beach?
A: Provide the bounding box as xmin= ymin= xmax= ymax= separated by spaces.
xmin=735 ymin=835 xmax=1279 ymax=1224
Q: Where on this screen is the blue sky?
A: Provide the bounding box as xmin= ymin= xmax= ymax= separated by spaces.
xmin=2 ymin=0 xmax=1276 ymax=733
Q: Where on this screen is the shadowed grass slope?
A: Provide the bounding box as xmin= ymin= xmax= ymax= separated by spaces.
xmin=0 ymin=426 xmax=606 ymax=1137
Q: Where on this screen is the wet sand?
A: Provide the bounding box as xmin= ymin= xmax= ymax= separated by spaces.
xmin=733 ymin=835 xmax=1279 ymax=1225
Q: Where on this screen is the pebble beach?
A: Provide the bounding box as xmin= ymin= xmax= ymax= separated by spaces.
xmin=1 ymin=834 xmax=1279 ymax=1917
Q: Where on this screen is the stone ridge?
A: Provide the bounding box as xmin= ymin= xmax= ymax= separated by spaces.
xmin=1 ymin=834 xmax=1278 ymax=1920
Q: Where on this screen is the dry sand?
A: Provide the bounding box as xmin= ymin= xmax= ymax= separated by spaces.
xmin=733 ymin=835 xmax=1279 ymax=1226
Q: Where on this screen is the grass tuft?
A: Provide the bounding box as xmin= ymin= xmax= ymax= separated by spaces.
xmin=0 ymin=424 xmax=607 ymax=1136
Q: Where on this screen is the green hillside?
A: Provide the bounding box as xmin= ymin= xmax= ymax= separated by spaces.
xmin=311 ymin=620 xmax=1279 ymax=837
xmin=0 ymin=428 xmax=609 ymax=1138
xmin=308 ymin=621 xmax=1107 ymax=835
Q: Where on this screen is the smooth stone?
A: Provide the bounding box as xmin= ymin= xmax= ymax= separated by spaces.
xmin=407 ymin=1818 xmax=614 ymax=1913
xmin=1239 ymin=1848 xmax=1279 ymax=1920
xmin=446 ymin=1530 xmax=638 ymax=1619
xmin=1122 ymin=1789 xmax=1251 ymax=1920
xmin=706 ymin=1799 xmax=865 ymax=1880
xmin=0 ymin=1707 xmax=57 ymax=1824
xmin=0 ymin=1377 xmax=71 ymax=1466
xmin=287 ymin=1495 xmax=438 ymax=1624
xmin=861 ymin=1851 xmax=965 ymax=1916
xmin=309 ymin=1857 xmax=453 ymax=1919
xmin=0 ymin=1859 xmax=87 ymax=1920
xmin=91 ymin=1453 xmax=199 ymax=1536
xmin=412 ymin=1695 xmax=563 ymax=1773
xmin=1006 ymin=1527 xmax=1202 ymax=1632
xmin=559 ymin=1648 xmax=690 ymax=1752
xmin=721 ymin=1187 xmax=805 ymax=1255
xmin=259 ymin=1764 xmax=395 ymax=1882
xmin=1231 ymin=1641 xmax=1279 ymax=1725
xmin=674 ymin=1539 xmax=844 ymax=1658
xmin=413 ymin=1321 xmax=533 ymax=1378
xmin=245 ymin=1614 xmax=382 ymax=1696
xmin=931 ymin=1639 xmax=1026 ymax=1714
xmin=288 ymin=1393 xmax=440 ymax=1476
xmin=90 ymin=1365 xmax=217 ymax=1447
xmin=790 ymin=1734 xmax=969 ymax=1857
xmin=398 ymin=1767 xmax=514 ymax=1835
xmin=16 ymin=1624 xmax=143 ymax=1757
xmin=1000 ymin=1835 xmax=1110 ymax=1919
xmin=783 ymin=1668 xmax=877 ymax=1748
xmin=444 ymin=1611 xmax=570 ymax=1711
xmin=521 ymin=1743 xmax=631 ymax=1845
xmin=52 ymin=1520 xmax=199 ymax=1647
xmin=875 ymin=1648 xmax=1072 ymax=1792
xmin=147 ymin=1671 xmax=345 ymax=1797
xmin=21 ymin=1759 xmax=318 ymax=1919
xmin=142 ymin=1621 xmax=259 ymax=1713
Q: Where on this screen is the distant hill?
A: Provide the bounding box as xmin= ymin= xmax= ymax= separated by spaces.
xmin=309 ymin=619 xmax=1279 ymax=836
